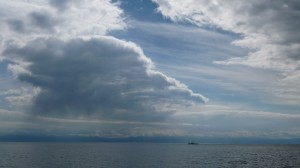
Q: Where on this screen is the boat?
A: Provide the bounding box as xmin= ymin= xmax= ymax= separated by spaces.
xmin=188 ymin=142 xmax=198 ymax=145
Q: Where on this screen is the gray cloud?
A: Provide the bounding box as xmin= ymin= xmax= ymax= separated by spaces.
xmin=3 ymin=37 xmax=207 ymax=121
xmin=5 ymin=12 xmax=59 ymax=35
xmin=6 ymin=20 xmax=26 ymax=33
xmin=49 ymin=0 xmax=71 ymax=10
xmin=48 ymin=0 xmax=82 ymax=11
xmin=29 ymin=12 xmax=58 ymax=32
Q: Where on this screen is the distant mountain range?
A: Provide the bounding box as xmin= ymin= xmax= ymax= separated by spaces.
xmin=0 ymin=134 xmax=299 ymax=144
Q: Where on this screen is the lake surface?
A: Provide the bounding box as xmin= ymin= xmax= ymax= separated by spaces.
xmin=0 ymin=143 xmax=299 ymax=168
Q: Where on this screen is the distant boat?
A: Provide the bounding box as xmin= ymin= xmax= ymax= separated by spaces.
xmin=188 ymin=142 xmax=198 ymax=145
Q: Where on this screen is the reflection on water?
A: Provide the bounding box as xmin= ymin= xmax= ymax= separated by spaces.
xmin=0 ymin=143 xmax=299 ymax=168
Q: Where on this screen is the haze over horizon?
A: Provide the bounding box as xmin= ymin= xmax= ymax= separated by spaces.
xmin=0 ymin=0 xmax=300 ymax=143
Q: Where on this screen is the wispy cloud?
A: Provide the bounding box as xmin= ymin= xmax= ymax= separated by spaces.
xmin=153 ymin=0 xmax=300 ymax=71
xmin=153 ymin=0 xmax=300 ymax=107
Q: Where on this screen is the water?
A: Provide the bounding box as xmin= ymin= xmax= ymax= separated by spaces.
xmin=0 ymin=143 xmax=299 ymax=168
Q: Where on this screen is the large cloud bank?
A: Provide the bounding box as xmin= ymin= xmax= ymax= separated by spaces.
xmin=0 ymin=0 xmax=207 ymax=121
xmin=3 ymin=37 xmax=207 ymax=120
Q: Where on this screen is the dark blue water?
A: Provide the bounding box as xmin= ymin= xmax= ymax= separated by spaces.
xmin=0 ymin=143 xmax=299 ymax=168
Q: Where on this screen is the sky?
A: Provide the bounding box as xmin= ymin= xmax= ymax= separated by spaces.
xmin=0 ymin=0 xmax=300 ymax=143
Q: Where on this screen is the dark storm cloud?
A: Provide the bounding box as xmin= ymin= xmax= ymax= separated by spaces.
xmin=3 ymin=37 xmax=207 ymax=121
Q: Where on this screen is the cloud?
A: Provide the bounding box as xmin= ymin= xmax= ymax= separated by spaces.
xmin=153 ymin=0 xmax=300 ymax=107
xmin=1 ymin=103 xmax=300 ymax=138
xmin=1 ymin=87 xmax=40 ymax=107
xmin=153 ymin=0 xmax=300 ymax=71
xmin=0 ymin=0 xmax=208 ymax=124
xmin=0 ymin=0 xmax=214 ymax=141
xmin=6 ymin=20 xmax=26 ymax=33
xmin=1 ymin=0 xmax=299 ymax=140
xmin=48 ymin=0 xmax=78 ymax=11
xmin=0 ymin=0 xmax=125 ymax=43
xmin=29 ymin=11 xmax=59 ymax=32
xmin=3 ymin=36 xmax=207 ymax=121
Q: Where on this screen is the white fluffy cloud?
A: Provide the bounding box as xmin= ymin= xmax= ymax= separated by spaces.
xmin=0 ymin=0 xmax=125 ymax=43
xmin=153 ymin=0 xmax=300 ymax=71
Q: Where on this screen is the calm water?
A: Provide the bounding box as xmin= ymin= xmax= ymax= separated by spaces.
xmin=0 ymin=143 xmax=299 ymax=168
